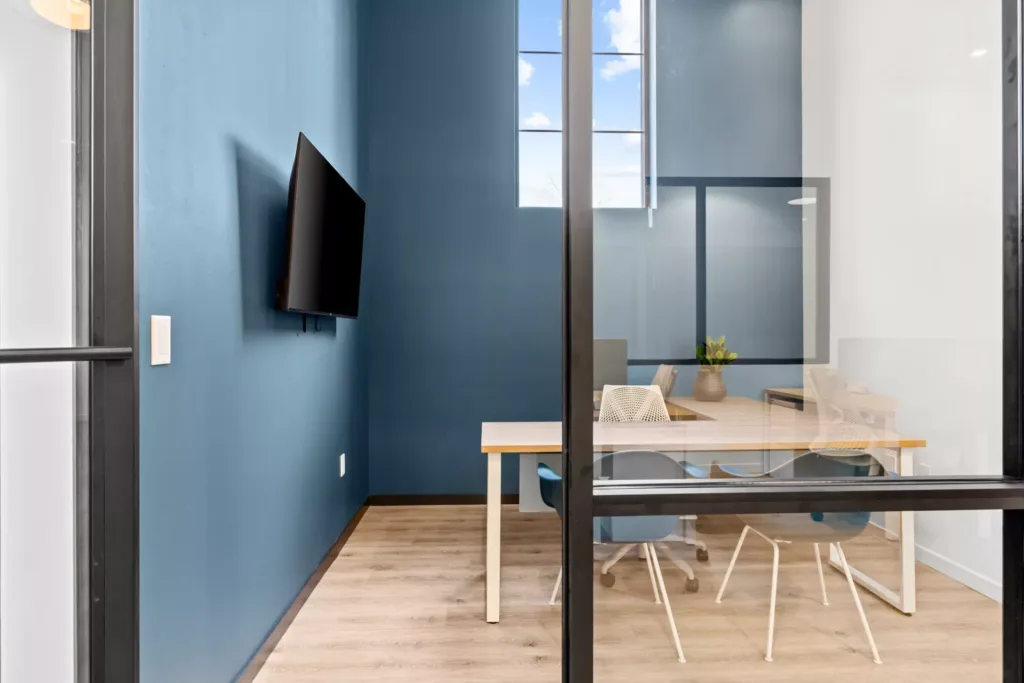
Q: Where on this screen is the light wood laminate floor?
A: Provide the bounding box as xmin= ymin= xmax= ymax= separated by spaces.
xmin=254 ymin=505 xmax=1000 ymax=683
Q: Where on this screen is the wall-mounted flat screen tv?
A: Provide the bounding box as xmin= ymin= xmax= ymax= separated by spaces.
xmin=277 ymin=132 xmax=365 ymax=319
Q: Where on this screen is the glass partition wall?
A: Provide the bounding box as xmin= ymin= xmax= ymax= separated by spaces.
xmin=0 ymin=1 xmax=137 ymax=681
xmin=558 ymin=0 xmax=1024 ymax=681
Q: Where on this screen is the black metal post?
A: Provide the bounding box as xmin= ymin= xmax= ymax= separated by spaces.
xmin=562 ymin=0 xmax=594 ymax=680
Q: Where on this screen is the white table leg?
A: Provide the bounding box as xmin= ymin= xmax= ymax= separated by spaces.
xmin=486 ymin=452 xmax=502 ymax=623
xmin=884 ymin=512 xmax=900 ymax=540
xmin=884 ymin=448 xmax=901 ymax=540
xmin=898 ymin=449 xmax=916 ymax=613
xmin=828 ymin=448 xmax=916 ymax=614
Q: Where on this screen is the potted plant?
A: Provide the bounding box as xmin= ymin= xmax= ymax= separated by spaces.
xmin=694 ymin=336 xmax=738 ymax=402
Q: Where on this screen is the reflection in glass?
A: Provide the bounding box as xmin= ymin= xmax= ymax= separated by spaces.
xmin=592 ymin=509 xmax=1000 ymax=680
xmin=594 ymin=186 xmax=697 ymax=359
xmin=705 ymin=186 xmax=806 ymax=361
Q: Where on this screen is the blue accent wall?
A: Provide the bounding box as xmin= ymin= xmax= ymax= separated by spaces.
xmin=657 ymin=0 xmax=803 ymax=177
xmin=138 ymin=1 xmax=367 ymax=681
xmin=360 ymin=0 xmax=563 ymax=496
xmin=361 ymin=0 xmax=804 ymax=496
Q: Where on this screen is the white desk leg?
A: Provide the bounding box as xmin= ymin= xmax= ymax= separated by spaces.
xmin=486 ymin=452 xmax=502 ymax=623
xmin=898 ymin=449 xmax=916 ymax=613
xmin=828 ymin=448 xmax=916 ymax=615
xmin=884 ymin=450 xmax=901 ymax=540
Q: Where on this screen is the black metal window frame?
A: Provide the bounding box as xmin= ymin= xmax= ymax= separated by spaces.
xmin=561 ymin=0 xmax=1024 ymax=682
xmin=627 ymin=175 xmax=831 ymax=367
xmin=0 ymin=1 xmax=139 ymax=682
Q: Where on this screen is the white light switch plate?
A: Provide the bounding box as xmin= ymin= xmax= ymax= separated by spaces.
xmin=151 ymin=315 xmax=171 ymax=366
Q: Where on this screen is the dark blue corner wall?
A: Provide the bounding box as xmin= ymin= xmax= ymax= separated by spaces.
xmin=360 ymin=0 xmax=563 ymax=496
xmin=138 ymin=1 xmax=367 ymax=681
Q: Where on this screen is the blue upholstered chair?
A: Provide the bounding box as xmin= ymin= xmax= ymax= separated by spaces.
xmin=713 ymin=450 xmax=885 ymax=664
xmin=539 ymin=450 xmax=704 ymax=663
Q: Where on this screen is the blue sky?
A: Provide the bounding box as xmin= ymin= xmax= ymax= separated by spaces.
xmin=518 ymin=0 xmax=644 ymax=207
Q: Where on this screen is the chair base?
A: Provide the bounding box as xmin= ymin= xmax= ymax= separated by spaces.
xmin=716 ymin=525 xmax=882 ymax=664
xmin=549 ymin=542 xmax=688 ymax=663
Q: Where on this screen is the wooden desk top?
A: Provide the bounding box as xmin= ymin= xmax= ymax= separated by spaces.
xmin=482 ymin=396 xmax=926 ymax=454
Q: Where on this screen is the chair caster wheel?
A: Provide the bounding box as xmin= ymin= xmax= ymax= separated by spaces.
xmin=696 ymin=548 xmax=709 ymax=563
xmin=600 ymin=572 xmax=616 ymax=587
xmin=685 ymin=577 xmax=699 ymax=593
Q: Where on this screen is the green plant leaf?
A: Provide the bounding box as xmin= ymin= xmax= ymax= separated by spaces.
xmin=718 ymin=336 xmax=725 ymax=346
xmin=727 ymin=352 xmax=738 ymax=360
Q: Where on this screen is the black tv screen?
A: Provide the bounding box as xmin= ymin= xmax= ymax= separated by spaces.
xmin=277 ymin=133 xmax=365 ymax=319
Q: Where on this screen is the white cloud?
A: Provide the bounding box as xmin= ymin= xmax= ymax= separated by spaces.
xmin=601 ymin=0 xmax=642 ymax=80
xmin=623 ymin=133 xmax=642 ymax=146
xmin=523 ymin=112 xmax=552 ymax=127
xmin=601 ymin=55 xmax=641 ymax=80
xmin=604 ymin=0 xmax=641 ymax=52
xmin=519 ymin=57 xmax=535 ymax=86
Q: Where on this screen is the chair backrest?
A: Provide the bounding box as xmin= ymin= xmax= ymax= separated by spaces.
xmin=711 ymin=450 xmax=885 ymax=480
xmin=598 ymin=385 xmax=670 ymax=423
xmin=651 ymin=364 xmax=678 ymax=398
xmin=805 ymin=367 xmax=876 ymax=455
xmin=594 ymin=339 xmax=628 ymax=390
xmin=537 ymin=463 xmax=563 ymax=517
xmin=595 ymin=450 xmax=684 ymax=543
xmin=712 ymin=450 xmax=885 ymax=542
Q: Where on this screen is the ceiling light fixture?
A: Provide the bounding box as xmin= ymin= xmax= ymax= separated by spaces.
xmin=971 ymin=48 xmax=988 ymax=58
xmin=788 ymin=197 xmax=817 ymax=206
xmin=31 ymin=0 xmax=90 ymax=31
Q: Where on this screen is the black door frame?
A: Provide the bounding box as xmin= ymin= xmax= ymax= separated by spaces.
xmin=88 ymin=1 xmax=139 ymax=681
xmin=560 ymin=0 xmax=1024 ymax=681
xmin=0 ymin=1 xmax=139 ymax=681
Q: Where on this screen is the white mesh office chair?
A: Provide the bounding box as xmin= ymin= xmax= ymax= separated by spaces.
xmin=805 ymin=368 xmax=880 ymax=457
xmin=596 ymin=385 xmax=708 ymax=583
xmin=598 ymin=385 xmax=671 ymax=422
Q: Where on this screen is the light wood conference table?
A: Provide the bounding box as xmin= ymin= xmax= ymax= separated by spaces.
xmin=480 ymin=396 xmax=926 ymax=623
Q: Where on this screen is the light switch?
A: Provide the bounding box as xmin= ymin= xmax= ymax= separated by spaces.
xmin=151 ymin=315 xmax=171 ymax=366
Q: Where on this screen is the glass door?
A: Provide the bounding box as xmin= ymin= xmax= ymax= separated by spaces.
xmin=0 ymin=1 xmax=136 ymax=681
xmin=561 ymin=0 xmax=1024 ymax=681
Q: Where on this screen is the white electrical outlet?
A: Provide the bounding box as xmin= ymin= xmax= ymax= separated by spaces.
xmin=339 ymin=453 xmax=346 ymax=478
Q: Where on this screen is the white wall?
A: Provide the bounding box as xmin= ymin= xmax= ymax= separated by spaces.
xmin=0 ymin=1 xmax=77 ymax=679
xmin=803 ymin=0 xmax=1004 ymax=599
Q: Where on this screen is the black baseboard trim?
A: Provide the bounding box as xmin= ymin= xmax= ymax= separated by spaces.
xmin=367 ymin=494 xmax=520 ymax=506
xmin=236 ymin=504 xmax=369 ymax=683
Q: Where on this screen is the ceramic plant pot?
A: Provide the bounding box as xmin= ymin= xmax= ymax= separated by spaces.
xmin=693 ymin=368 xmax=727 ymax=402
